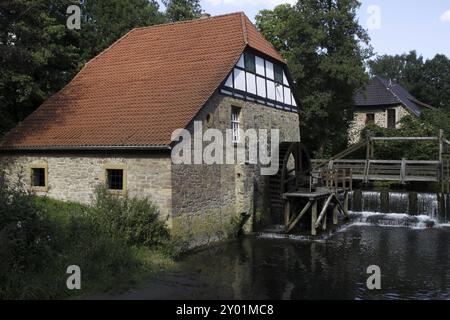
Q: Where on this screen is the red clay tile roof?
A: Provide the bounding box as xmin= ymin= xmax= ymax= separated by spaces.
xmin=0 ymin=12 xmax=286 ymax=149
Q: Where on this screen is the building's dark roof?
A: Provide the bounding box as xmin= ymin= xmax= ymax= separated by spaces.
xmin=354 ymin=75 xmax=433 ymax=116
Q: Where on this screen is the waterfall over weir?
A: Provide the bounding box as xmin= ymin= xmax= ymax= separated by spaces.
xmin=257 ymin=191 xmax=449 ymax=241
xmin=348 ymin=191 xmax=449 ymax=228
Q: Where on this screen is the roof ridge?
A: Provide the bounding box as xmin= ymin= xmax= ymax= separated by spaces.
xmin=133 ymin=11 xmax=245 ymax=33
xmin=71 ymin=28 xmax=137 ymax=83
xmin=240 ymin=12 xmax=249 ymax=44
xmin=241 ymin=13 xmax=286 ymax=63
xmin=373 ymin=75 xmax=401 ymax=103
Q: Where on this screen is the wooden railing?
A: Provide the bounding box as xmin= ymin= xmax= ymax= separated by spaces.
xmin=311 ymin=131 xmax=450 ymax=190
xmin=312 ymin=159 xmax=440 ymax=183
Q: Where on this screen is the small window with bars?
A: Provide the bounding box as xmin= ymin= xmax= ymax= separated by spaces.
xmin=31 ymin=164 xmax=47 ymax=191
xmin=31 ymin=168 xmax=46 ymax=188
xmin=231 ymin=107 xmax=241 ymax=143
xmin=106 ymin=169 xmax=124 ymax=191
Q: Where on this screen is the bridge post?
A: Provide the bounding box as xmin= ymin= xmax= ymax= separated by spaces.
xmin=366 ymin=132 xmax=371 ymax=160
xmin=284 ymin=199 xmax=290 ymax=227
xmin=400 ymin=158 xmax=406 ymax=184
xmin=311 ymin=199 xmax=317 ymax=236
xmin=333 ymin=204 xmax=338 ymax=224
xmin=439 ymin=129 xmax=444 ymax=192
xmin=344 ymin=191 xmax=349 ymax=216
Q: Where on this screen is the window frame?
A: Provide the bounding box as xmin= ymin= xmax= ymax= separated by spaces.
xmin=274 ymin=64 xmax=284 ymax=84
xmin=365 ymin=113 xmax=375 ymax=124
xmin=30 ymin=163 xmax=48 ymax=192
xmin=387 ymin=109 xmax=396 ymax=129
xmin=244 ymin=51 xmax=256 ymax=73
xmin=231 ymin=106 xmax=241 ymax=144
xmin=103 ymin=164 xmax=127 ymax=195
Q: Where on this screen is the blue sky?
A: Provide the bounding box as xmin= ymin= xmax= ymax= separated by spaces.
xmin=159 ymin=0 xmax=450 ymax=60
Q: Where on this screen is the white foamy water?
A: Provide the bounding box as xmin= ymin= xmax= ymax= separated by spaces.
xmin=349 ymin=211 xmax=438 ymax=229
xmin=417 ymin=193 xmax=438 ymax=218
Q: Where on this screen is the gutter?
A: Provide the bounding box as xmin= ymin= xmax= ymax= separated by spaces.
xmin=0 ymin=145 xmax=171 ymax=153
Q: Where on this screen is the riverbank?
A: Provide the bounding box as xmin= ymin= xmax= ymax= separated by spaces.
xmin=92 ymin=222 xmax=450 ymax=300
xmin=0 ymin=176 xmax=176 ymax=299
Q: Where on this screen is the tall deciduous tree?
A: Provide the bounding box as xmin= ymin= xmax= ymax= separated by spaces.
xmin=421 ymin=54 xmax=450 ymax=110
xmin=162 ymin=0 xmax=201 ymax=22
xmin=80 ymin=0 xmax=164 ymax=60
xmin=256 ymin=0 xmax=372 ymax=157
xmin=0 ymin=0 xmax=80 ymax=135
xmin=0 ymin=0 xmax=164 ymax=136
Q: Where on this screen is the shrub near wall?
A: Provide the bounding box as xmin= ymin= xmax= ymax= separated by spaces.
xmin=0 ymin=172 xmax=174 ymax=299
xmin=91 ymin=186 xmax=171 ymax=249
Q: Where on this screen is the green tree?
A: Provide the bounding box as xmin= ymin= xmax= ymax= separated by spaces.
xmin=0 ymin=0 xmax=81 ymax=135
xmin=369 ymin=52 xmax=450 ymax=111
xmin=80 ymin=0 xmax=164 ymax=60
xmin=256 ymin=0 xmax=372 ymax=157
xmin=162 ymin=0 xmax=202 ymax=22
xmin=421 ymin=54 xmax=450 ymax=110
xmin=0 ymin=0 xmax=164 ymax=136
xmin=369 ymin=51 xmax=424 ymax=88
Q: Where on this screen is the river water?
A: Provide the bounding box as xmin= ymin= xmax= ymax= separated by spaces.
xmin=99 ymin=220 xmax=450 ymax=300
xmin=93 ymin=191 xmax=450 ymax=300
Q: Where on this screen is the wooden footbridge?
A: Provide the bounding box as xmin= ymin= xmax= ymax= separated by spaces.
xmin=270 ymin=130 xmax=450 ymax=236
xmin=312 ymin=130 xmax=450 ymax=190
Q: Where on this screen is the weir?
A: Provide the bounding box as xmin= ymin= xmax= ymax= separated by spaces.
xmin=349 ymin=190 xmax=448 ymax=223
xmin=259 ymin=191 xmax=449 ymax=241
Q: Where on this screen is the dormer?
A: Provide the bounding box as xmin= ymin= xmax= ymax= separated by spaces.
xmin=220 ymin=49 xmax=299 ymax=112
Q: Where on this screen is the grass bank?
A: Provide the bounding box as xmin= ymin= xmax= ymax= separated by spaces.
xmin=0 ymin=173 xmax=176 ymax=299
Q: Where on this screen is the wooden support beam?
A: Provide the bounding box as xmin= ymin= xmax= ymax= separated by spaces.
xmin=322 ymin=211 xmax=327 ymax=231
xmin=284 ymin=200 xmax=290 ymax=227
xmin=311 ymin=200 xmax=317 ymax=236
xmin=315 ymin=194 xmax=333 ymax=229
xmin=370 ymin=141 xmax=374 ymax=159
xmin=363 ymin=159 xmax=370 ymax=183
xmin=333 ymin=204 xmax=338 ymax=225
xmin=333 ymin=194 xmax=348 ymax=218
xmin=400 ymin=158 xmax=406 ymax=184
xmin=343 ymin=192 xmax=349 ymax=217
xmin=286 ymin=201 xmax=312 ymax=233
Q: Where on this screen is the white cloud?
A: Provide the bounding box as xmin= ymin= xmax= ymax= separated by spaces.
xmin=205 ymin=0 xmax=296 ymax=8
xmin=205 ymin=0 xmax=222 ymax=6
xmin=440 ymin=10 xmax=450 ymax=23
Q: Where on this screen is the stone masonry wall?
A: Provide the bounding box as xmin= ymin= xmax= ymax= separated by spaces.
xmin=0 ymin=153 xmax=172 ymax=222
xmin=349 ymin=104 xmax=411 ymax=144
xmin=171 ymin=92 xmax=300 ymax=248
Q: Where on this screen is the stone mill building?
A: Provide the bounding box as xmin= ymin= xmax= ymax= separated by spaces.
xmin=0 ymin=13 xmax=301 ymax=246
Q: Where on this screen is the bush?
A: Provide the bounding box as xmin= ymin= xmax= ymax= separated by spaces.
xmin=0 ymin=172 xmax=174 ymax=299
xmin=359 ymin=109 xmax=450 ymax=160
xmin=91 ymin=186 xmax=171 ymax=248
xmin=0 ymin=171 xmax=58 ymax=299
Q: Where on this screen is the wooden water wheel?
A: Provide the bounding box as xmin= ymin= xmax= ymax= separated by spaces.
xmin=269 ymin=142 xmax=312 ymax=223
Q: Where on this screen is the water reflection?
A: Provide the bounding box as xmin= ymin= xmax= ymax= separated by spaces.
xmin=102 ymin=226 xmax=450 ymax=300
